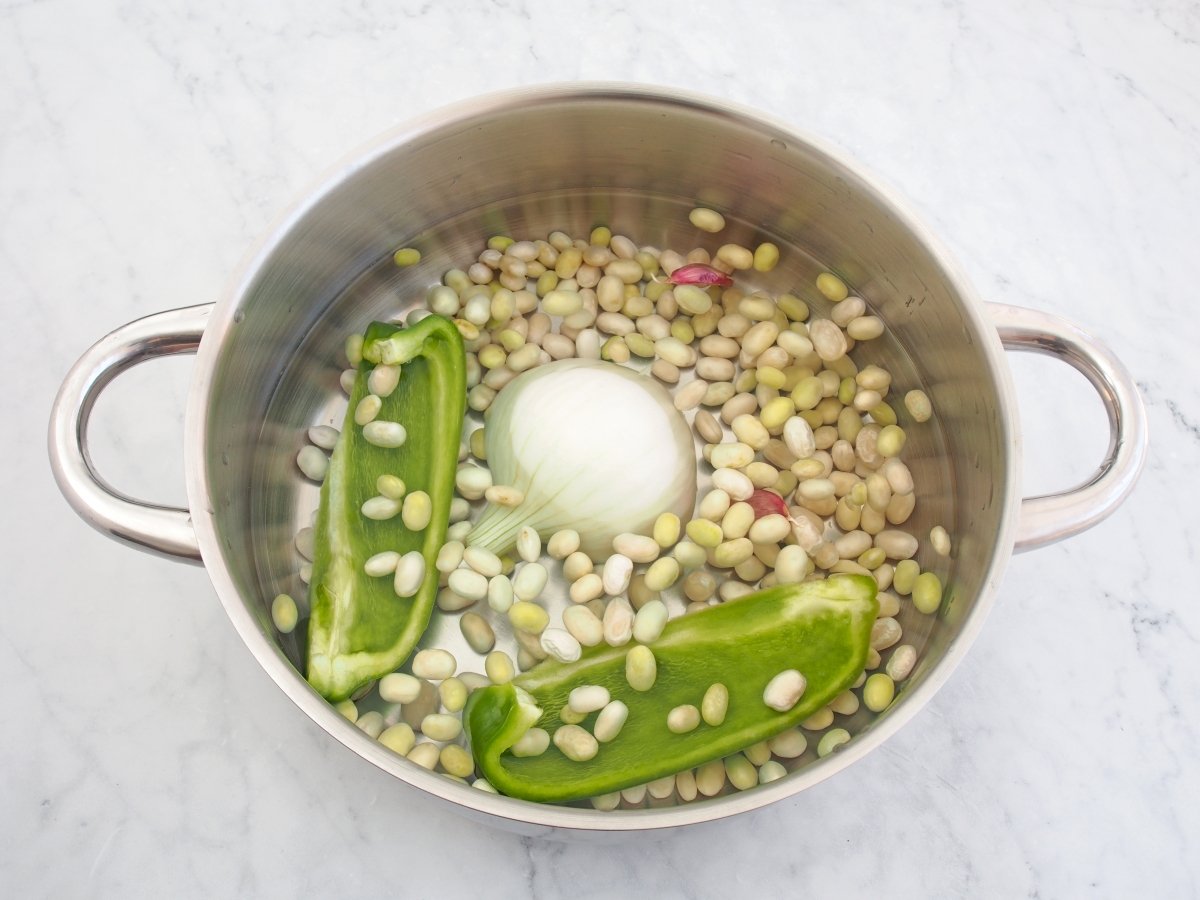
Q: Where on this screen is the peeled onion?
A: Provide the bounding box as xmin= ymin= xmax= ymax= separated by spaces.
xmin=466 ymin=359 xmax=697 ymax=559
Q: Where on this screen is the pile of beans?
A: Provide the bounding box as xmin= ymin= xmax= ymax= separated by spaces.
xmin=283 ymin=209 xmax=951 ymax=807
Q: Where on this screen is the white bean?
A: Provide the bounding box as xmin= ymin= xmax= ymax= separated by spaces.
xmin=543 ymin=289 xmax=583 ymax=316
xmin=379 ymin=723 xmax=416 ymax=756
xmin=448 ymin=568 xmax=488 ymax=602
xmin=809 ymin=319 xmax=848 ymax=361
xmin=712 ymin=467 xmax=754 ymax=500
xmin=834 ymin=530 xmax=872 ymax=558
xmin=547 ymin=529 xmax=581 ymax=559
xmin=783 ymin=416 xmax=816 ymax=459
xmin=644 ymin=557 xmax=680 ymax=592
xmin=710 ymin=441 xmax=754 ymax=469
xmin=831 ymin=296 xmax=866 ymax=326
xmin=674 ymin=378 xmax=708 ymax=411
xmin=930 ymin=525 xmax=951 ymax=556
xmin=689 ymin=207 xmax=726 ymax=232
xmin=540 ymin=628 xmax=582 ymax=663
xmin=741 ymin=321 xmax=779 ymax=357
xmin=296 ymin=446 xmax=328 ymax=481
xmin=596 ymin=311 xmax=635 ymax=336
xmin=694 ymin=409 xmax=724 ymax=444
xmin=676 ymin=769 xmax=699 ymax=802
xmin=796 ymin=478 xmax=835 ymax=501
xmin=484 ymin=485 xmax=524 ymax=507
xmin=603 ymin=597 xmax=635 ymax=646
xmin=354 ymin=394 xmax=382 ymax=426
xmin=448 ymin=498 xmax=470 ymax=523
xmin=379 ymin=672 xmax=422 ymax=703
xmin=875 ymin=530 xmax=919 ymax=560
xmin=602 ymin=553 xmax=633 ymax=596
xmin=463 ymin=546 xmax=502 ymax=577
xmin=613 ymin=533 xmax=659 ymax=563
xmin=763 ymin=669 xmax=807 ymax=711
xmin=568 ymin=685 xmax=610 ymax=714
xmin=719 ymin=580 xmax=754 ymax=602
xmin=594 ymin=701 xmax=629 ymax=743
xmin=516 ymin=526 xmax=541 ymax=563
xmin=731 ymin=415 xmax=770 ymax=450
xmin=748 ymin=514 xmax=791 ymax=545
xmin=882 ymin=458 xmax=914 ymax=495
xmin=651 ymin=359 xmax=680 ymax=384
xmin=655 ymin=336 xmax=695 ymax=367
xmin=886 ymin=644 xmax=918 ymax=681
xmin=362 ymin=421 xmax=407 ymax=448
xmin=576 ymin=328 xmax=602 ymax=359
xmin=848 ymin=316 xmax=883 ymax=341
xmin=436 ymin=540 xmax=465 ymax=573
xmin=591 ymin=792 xmax=620 ymax=810
xmin=271 ymin=593 xmax=298 ymax=633
xmin=632 ymin=599 xmax=669 ymax=644
xmin=294 ymin=527 xmax=315 ymax=561
xmin=702 ymin=683 xmax=729 ymax=726
xmin=697 ymin=357 xmax=735 ymax=382
xmin=673 ymin=540 xmax=708 ymax=571
xmin=759 ymin=760 xmax=788 ymax=784
xmin=488 ymin=574 xmax=514 ymax=612
xmin=553 ymin=725 xmax=599 ymax=762
xmin=393 ymin=551 xmax=426 ymax=597
xmin=558 ymin=553 xmax=590 ymax=585
xmin=562 ymin=605 xmax=604 ymax=647
xmin=569 ymin=572 xmax=604 ymax=604
xmin=777 ymin=330 xmax=813 ymax=358
xmin=772 ymin=547 xmax=811 ymax=588
xmin=409 ymin=712 xmax=456 ymax=753
xmin=412 ymin=649 xmax=456 ymax=680
xmin=625 ymin=644 xmax=657 ymax=692
xmin=866 ymin=473 xmax=892 ymax=511
xmin=507 ymin=343 xmax=543 ymax=373
xmin=768 ymin=728 xmax=808 ymax=758
xmin=485 ymin=650 xmax=515 ymax=684
xmin=871 ymin=616 xmax=903 ymax=651
xmin=368 ymin=364 xmax=401 ymax=398
xmin=361 ymin=496 xmax=401 ymax=520
xmin=377 ymin=474 xmax=407 ymax=500
xmin=725 ymin=754 xmax=758 ymax=790
xmin=512 ymin=562 xmax=548 ymax=602
xmin=667 ymin=704 xmax=701 ymax=733
xmin=460 ymin=613 xmax=496 ymax=654
xmin=437 ymin=587 xmax=474 ymax=612
xmin=511 ymin=727 xmax=551 ymax=758
xmin=698 ymin=488 xmax=732 ymax=521
xmin=421 ymin=713 xmax=462 ymax=741
xmin=455 ymin=465 xmax=492 ymax=500
xmin=307 ymin=424 xmax=340 ymax=450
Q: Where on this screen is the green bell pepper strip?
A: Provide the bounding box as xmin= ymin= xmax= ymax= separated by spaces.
xmin=306 ymin=315 xmax=466 ymax=701
xmin=465 ymin=575 xmax=878 ymax=803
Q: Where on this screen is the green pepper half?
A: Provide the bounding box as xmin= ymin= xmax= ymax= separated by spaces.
xmin=465 ymin=575 xmax=878 ymax=803
xmin=306 ymin=315 xmax=465 ymax=701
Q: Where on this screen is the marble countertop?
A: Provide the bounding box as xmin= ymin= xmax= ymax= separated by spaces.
xmin=4 ymin=1 xmax=1198 ymax=896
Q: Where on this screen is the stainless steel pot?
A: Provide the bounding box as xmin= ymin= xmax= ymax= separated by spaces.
xmin=48 ymin=85 xmax=1147 ymax=837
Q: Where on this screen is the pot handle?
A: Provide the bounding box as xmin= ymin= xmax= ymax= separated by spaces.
xmin=48 ymin=304 xmax=214 ymax=564
xmin=987 ymin=303 xmax=1148 ymax=553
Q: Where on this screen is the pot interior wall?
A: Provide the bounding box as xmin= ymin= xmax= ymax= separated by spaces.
xmin=199 ymin=89 xmax=1011 ymax=803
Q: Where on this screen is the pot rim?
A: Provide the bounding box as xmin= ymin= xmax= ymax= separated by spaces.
xmin=185 ymin=82 xmax=1021 ymax=833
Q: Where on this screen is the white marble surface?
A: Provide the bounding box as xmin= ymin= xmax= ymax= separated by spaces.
xmin=3 ymin=0 xmax=1198 ymax=896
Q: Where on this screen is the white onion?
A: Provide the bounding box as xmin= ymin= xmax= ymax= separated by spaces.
xmin=466 ymin=359 xmax=697 ymax=558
